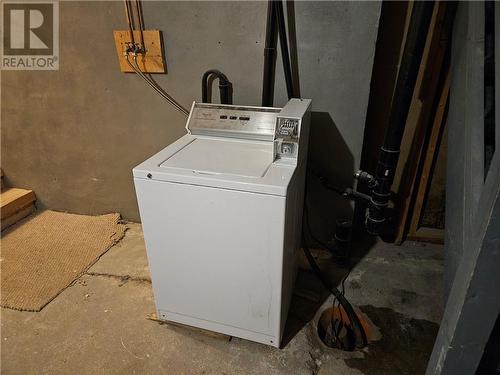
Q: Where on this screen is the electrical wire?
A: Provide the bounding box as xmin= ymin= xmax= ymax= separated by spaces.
xmin=333 ymin=223 xmax=353 ymax=348
xmin=144 ymin=70 xmax=189 ymax=112
xmin=303 ymin=198 xmax=350 ymax=347
xmin=305 ymin=168 xmax=363 ymax=345
xmin=130 ymin=54 xmax=188 ymax=114
xmin=332 ymin=298 xmax=344 ymax=348
xmin=125 ymin=53 xmax=189 ymax=116
xmin=304 ymin=168 xmax=362 ymax=345
xmin=302 ymin=241 xmax=367 ymax=349
xmin=303 ymin=201 xmax=348 ymax=261
xmin=121 ymin=2 xmax=190 ymax=132
xmin=132 ymin=55 xmax=189 ymax=115
xmin=302 ymin=172 xmax=367 ymax=349
xmin=123 ymin=0 xmax=135 ymax=45
xmin=307 ymin=167 xmax=345 ymax=195
xmin=331 ymin=264 xmax=352 ymax=349
xmin=134 ymin=0 xmax=145 ymax=52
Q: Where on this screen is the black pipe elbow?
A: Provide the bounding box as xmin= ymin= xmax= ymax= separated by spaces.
xmin=202 ymin=69 xmax=232 ymax=105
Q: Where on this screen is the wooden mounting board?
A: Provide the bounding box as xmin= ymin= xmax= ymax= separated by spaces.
xmin=113 ymin=30 xmax=166 ymax=73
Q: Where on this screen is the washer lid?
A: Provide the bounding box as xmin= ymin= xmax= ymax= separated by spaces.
xmin=134 ymin=134 xmax=297 ymax=196
xmin=160 ymin=138 xmax=274 ymax=178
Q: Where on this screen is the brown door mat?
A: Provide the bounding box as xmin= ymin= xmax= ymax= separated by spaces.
xmin=1 ymin=210 xmax=126 ymax=311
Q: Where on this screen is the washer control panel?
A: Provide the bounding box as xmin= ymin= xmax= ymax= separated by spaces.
xmin=187 ymin=103 xmax=280 ymax=141
xmin=185 ymin=100 xmax=310 ymax=163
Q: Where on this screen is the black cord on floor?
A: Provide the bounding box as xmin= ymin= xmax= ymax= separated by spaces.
xmin=303 ymin=168 xmax=367 ymax=348
xmin=302 ymin=240 xmax=367 ymax=349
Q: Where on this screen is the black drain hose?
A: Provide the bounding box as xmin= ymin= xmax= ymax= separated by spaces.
xmin=302 ymin=242 xmax=368 ymax=348
xmin=201 ymin=69 xmax=232 ymax=105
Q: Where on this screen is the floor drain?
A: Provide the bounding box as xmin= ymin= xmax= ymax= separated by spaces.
xmin=317 ymin=306 xmax=373 ymax=351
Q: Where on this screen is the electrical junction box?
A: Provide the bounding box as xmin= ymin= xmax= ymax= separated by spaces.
xmin=113 ymin=30 xmax=166 ymax=73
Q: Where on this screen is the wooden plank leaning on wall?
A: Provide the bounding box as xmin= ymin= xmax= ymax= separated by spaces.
xmin=407 ymin=71 xmax=450 ymax=243
xmin=392 ymin=2 xmax=455 ymax=244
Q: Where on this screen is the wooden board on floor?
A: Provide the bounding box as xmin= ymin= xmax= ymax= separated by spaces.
xmin=407 ymin=227 xmax=444 ymax=244
xmin=1 ymin=188 xmax=36 ymax=220
xmin=1 ymin=204 xmax=35 ymax=231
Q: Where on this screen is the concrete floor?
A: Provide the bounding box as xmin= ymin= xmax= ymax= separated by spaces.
xmin=1 ymin=223 xmax=443 ymax=374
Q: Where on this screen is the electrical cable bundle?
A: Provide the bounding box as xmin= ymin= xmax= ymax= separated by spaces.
xmin=330 ymin=254 xmax=353 ymax=349
xmin=302 ymin=174 xmax=368 ymax=350
xmin=302 ymin=241 xmax=367 ymax=350
xmin=303 ymin=202 xmax=349 ymax=262
xmin=123 ymin=0 xmax=189 ymax=116
xmin=125 ymin=53 xmax=189 ymax=116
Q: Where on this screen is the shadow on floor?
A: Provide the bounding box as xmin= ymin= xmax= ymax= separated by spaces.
xmin=282 ymin=110 xmax=383 ymax=347
xmin=281 ymin=267 xmax=329 ymax=347
xmin=281 ymin=250 xmax=357 ymax=348
xmin=345 ymin=305 xmax=439 ymax=375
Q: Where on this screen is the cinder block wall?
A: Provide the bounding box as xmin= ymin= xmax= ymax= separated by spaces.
xmin=1 ymin=1 xmax=380 ymax=231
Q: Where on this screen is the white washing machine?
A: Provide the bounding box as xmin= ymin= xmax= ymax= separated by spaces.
xmin=133 ymin=98 xmax=311 ymax=347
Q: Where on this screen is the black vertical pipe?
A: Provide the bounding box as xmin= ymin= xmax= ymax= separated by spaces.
xmin=366 ymin=1 xmax=435 ymax=235
xmin=285 ymin=0 xmax=301 ymax=98
xmin=262 ymin=0 xmax=279 ymax=107
xmin=219 ymin=80 xmax=232 ymax=105
xmin=275 ymin=0 xmax=294 ymax=99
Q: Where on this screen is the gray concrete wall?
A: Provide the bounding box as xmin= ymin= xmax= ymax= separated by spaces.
xmin=426 ymin=2 xmax=500 ymax=373
xmin=1 ymin=1 xmax=380 ymax=222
